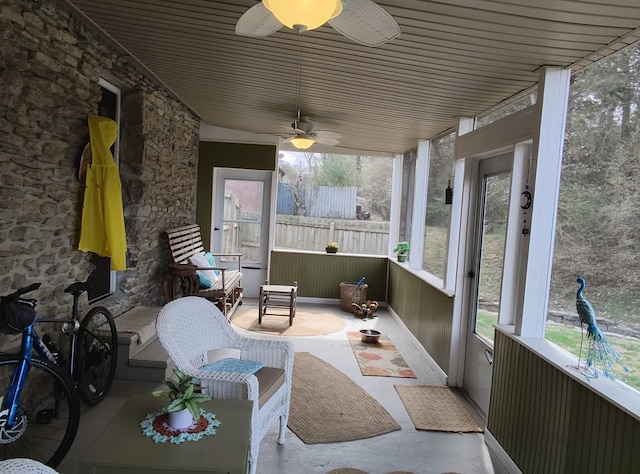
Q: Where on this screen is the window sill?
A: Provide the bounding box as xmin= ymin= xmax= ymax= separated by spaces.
xmin=495 ymin=324 xmax=640 ymax=421
xmin=389 ymin=258 xmax=454 ymax=297
xmin=272 ymin=248 xmax=387 ymax=258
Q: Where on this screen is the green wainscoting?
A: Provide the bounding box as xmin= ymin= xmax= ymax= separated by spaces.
xmin=268 ymin=251 xmax=388 ymax=301
xmin=387 ymin=262 xmax=454 ymax=374
xmin=489 ymin=330 xmax=640 ymax=474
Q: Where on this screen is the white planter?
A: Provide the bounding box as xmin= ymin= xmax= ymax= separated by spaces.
xmin=167 ymin=408 xmax=193 ymax=430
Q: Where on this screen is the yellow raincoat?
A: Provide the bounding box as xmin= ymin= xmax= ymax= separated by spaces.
xmin=78 ymin=115 xmax=127 ymax=270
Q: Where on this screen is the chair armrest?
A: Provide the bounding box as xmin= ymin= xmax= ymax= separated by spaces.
xmin=192 ymin=368 xmax=260 ymax=402
xmin=208 ymin=253 xmax=242 ymax=273
xmin=194 ymin=265 xmax=227 ymax=273
xmin=237 ymin=339 xmax=294 ymax=371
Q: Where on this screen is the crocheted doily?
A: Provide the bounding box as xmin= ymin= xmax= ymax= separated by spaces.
xmin=140 ymin=408 xmax=221 ymax=444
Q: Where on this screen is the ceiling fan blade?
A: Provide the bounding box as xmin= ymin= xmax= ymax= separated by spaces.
xmin=328 ymin=0 xmax=401 ymax=46
xmin=315 ymin=137 xmax=342 ymax=146
xmin=235 ymin=2 xmax=283 ymax=37
xmin=313 ymin=130 xmax=344 ymax=140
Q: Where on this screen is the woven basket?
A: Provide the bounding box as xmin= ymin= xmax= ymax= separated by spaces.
xmin=339 ymin=282 xmax=368 ymax=313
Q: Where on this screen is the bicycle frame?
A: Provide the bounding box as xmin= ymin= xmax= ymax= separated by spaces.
xmin=3 ymin=317 xmax=78 ymax=427
xmin=36 ymin=315 xmax=80 ymax=379
xmin=4 ymin=325 xmax=36 ymax=426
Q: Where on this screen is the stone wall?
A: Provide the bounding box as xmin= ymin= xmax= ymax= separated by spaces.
xmin=0 ymin=0 xmax=199 ymax=331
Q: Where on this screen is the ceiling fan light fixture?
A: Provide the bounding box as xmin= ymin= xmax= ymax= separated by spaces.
xmin=263 ymin=0 xmax=343 ymax=31
xmin=290 ymin=136 xmax=315 ymax=149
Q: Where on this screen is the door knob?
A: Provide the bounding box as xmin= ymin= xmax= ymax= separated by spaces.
xmin=484 ymin=350 xmax=493 ymax=366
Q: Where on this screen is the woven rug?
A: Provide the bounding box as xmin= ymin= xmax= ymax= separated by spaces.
xmin=347 ymin=331 xmax=416 ymax=378
xmin=327 ymin=470 xmax=415 ymax=474
xmin=288 ymin=352 xmax=400 ymax=443
xmin=230 ymin=305 xmax=346 ymax=336
xmin=394 ymin=385 xmax=483 ymax=433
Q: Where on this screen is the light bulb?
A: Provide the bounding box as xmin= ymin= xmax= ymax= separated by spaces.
xmin=263 ymin=0 xmax=343 ymax=31
xmin=290 ymin=136 xmax=315 ymax=149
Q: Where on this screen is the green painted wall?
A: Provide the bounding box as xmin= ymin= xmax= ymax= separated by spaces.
xmin=387 ymin=262 xmax=454 ymax=374
xmin=269 ymin=251 xmax=388 ymax=301
xmin=490 ymin=330 xmax=640 ymax=473
xmin=196 ymin=141 xmax=276 ymax=247
xmin=270 ymin=252 xmax=453 ymax=373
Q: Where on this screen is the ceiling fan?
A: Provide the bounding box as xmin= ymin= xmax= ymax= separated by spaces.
xmin=235 ymin=0 xmax=401 ymax=47
xmin=280 ymin=111 xmax=344 ymax=150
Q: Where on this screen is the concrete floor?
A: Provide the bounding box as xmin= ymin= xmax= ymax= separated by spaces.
xmin=58 ymin=302 xmax=509 ymax=474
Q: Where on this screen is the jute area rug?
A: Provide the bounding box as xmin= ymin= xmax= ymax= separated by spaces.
xmin=230 ymin=305 xmax=346 ymax=336
xmin=347 ymin=331 xmax=416 ymax=378
xmin=327 ymin=470 xmax=416 ymax=474
xmin=288 ymin=352 xmax=400 ymax=443
xmin=394 ymin=385 xmax=483 ymax=433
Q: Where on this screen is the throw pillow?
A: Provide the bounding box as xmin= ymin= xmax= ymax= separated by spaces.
xmin=203 ymin=358 xmax=264 ymax=375
xmin=195 ymin=270 xmax=212 ymax=289
xmin=189 ymin=252 xmax=218 ymax=283
xmin=204 ymin=252 xmax=222 ymax=276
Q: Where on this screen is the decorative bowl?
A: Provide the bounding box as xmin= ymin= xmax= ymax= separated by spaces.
xmin=360 ymin=329 xmax=381 ymax=343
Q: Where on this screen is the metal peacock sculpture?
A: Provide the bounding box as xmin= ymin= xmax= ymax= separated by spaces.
xmin=575 ymin=277 xmax=628 ymax=381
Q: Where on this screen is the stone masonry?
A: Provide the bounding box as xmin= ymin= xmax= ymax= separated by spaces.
xmin=0 ymin=0 xmax=199 ymax=346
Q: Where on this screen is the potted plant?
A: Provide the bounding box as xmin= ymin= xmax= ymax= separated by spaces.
xmin=325 ymin=242 xmax=339 ymax=253
xmin=393 ymin=241 xmax=410 ymax=262
xmin=152 ymin=368 xmax=212 ymax=429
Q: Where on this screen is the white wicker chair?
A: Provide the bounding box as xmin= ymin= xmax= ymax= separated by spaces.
xmin=156 ymin=297 xmax=294 ymax=474
xmin=0 ymin=458 xmax=59 ymax=473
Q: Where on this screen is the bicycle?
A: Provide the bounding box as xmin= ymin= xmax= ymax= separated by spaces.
xmin=0 ymin=281 xmax=118 ymax=467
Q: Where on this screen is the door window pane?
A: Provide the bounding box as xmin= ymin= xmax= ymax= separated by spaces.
xmin=222 ymin=179 xmax=263 ymax=263
xmin=474 ymin=172 xmax=511 ymax=343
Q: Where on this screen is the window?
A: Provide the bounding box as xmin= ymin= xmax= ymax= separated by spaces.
xmin=275 ymin=152 xmax=392 ymax=254
xmin=546 ymin=45 xmax=640 ymax=391
xmin=86 ymin=80 xmax=121 ymax=302
xmin=398 ymin=148 xmax=416 ymax=244
xmin=422 ymin=133 xmax=454 ymax=280
xmin=476 ymin=92 xmax=537 ymax=128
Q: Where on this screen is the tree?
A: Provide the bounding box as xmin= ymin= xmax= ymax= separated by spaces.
xmin=312 ymin=154 xmax=360 ymax=187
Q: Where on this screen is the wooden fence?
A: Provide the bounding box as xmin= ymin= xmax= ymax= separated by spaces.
xmin=274 ymin=215 xmax=389 ymax=255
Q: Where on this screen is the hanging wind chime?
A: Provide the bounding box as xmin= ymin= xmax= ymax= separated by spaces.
xmin=521 ymin=159 xmax=532 ymax=235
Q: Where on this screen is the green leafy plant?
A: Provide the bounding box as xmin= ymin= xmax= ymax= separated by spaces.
xmin=393 ymin=241 xmax=410 ymax=255
xmin=152 ymin=368 xmax=212 ymax=419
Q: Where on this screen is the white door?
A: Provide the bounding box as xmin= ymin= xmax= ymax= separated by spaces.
xmin=212 ymin=169 xmax=272 ymax=298
xmin=463 ymin=155 xmax=512 ymax=415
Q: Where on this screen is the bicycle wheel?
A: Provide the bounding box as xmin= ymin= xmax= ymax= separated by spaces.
xmin=76 ymin=306 xmax=118 ymax=405
xmin=0 ymin=356 xmax=80 ymax=467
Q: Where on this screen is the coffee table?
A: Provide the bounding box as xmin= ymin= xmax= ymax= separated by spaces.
xmin=79 ymin=394 xmax=252 ymax=473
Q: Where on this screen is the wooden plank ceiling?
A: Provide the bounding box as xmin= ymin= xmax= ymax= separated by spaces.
xmin=64 ymin=0 xmax=640 ymax=155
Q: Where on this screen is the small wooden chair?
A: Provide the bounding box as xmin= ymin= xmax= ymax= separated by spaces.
xmin=258 ymin=281 xmax=298 ymax=326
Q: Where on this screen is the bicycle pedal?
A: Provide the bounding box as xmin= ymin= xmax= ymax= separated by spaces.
xmin=36 ymin=408 xmax=55 ymax=424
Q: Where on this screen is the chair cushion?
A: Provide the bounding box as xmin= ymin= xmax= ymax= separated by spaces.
xmin=203 ymin=270 xmax=242 ymax=293
xmin=256 ymin=366 xmax=285 ymax=408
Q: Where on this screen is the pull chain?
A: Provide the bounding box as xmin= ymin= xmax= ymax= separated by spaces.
xmin=294 ymin=31 xmax=304 ymax=122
